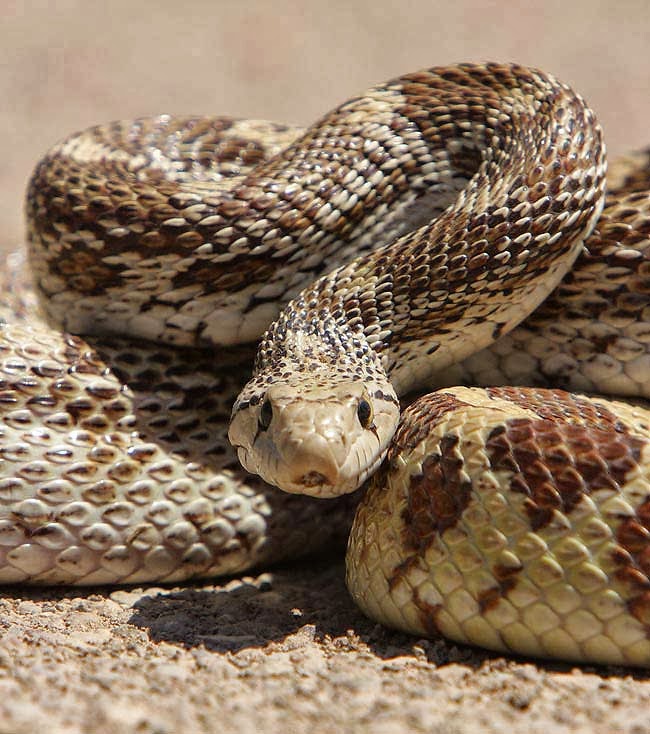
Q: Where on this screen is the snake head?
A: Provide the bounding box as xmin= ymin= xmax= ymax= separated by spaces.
xmin=228 ymin=378 xmax=400 ymax=497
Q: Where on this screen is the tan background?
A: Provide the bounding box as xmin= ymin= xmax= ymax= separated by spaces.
xmin=2 ymin=3 xmax=650 ymax=733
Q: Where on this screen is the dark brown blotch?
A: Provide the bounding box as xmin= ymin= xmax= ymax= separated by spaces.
xmin=484 ymin=391 xmax=647 ymax=533
xmin=401 ymin=434 xmax=472 ymax=555
xmin=411 ymin=587 xmax=444 ymax=637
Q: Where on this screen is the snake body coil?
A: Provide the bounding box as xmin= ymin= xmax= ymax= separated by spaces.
xmin=5 ymin=63 xmax=650 ymax=666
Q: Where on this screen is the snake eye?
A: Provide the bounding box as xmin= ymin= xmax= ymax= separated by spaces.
xmin=356 ymin=398 xmax=373 ymax=429
xmin=259 ymin=398 xmax=273 ymax=431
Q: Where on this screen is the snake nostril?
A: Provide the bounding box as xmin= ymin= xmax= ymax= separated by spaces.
xmin=298 ymin=471 xmax=332 ymax=489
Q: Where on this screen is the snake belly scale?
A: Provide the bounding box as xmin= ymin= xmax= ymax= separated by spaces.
xmin=4 ymin=62 xmax=650 ymax=666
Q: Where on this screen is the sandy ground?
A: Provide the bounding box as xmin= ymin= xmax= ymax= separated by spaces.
xmin=3 ymin=559 xmax=650 ymax=734
xmin=3 ymin=2 xmax=650 ymax=732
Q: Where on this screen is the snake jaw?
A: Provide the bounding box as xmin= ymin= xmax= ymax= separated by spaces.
xmin=229 ymin=379 xmax=400 ymax=497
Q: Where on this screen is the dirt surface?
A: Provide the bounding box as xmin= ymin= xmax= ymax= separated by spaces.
xmin=3 ymin=2 xmax=650 ymax=733
xmin=2 ymin=558 xmax=650 ymax=734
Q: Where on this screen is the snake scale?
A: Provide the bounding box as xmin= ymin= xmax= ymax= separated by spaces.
xmin=4 ymin=63 xmax=650 ymax=666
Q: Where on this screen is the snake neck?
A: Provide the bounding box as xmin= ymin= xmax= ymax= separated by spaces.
xmin=229 ymin=65 xmax=607 ymax=498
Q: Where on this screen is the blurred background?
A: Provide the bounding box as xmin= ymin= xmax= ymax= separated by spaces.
xmin=2 ymin=0 xmax=649 ymax=252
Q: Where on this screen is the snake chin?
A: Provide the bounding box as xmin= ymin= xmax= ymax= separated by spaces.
xmin=228 ymin=378 xmax=400 ymax=497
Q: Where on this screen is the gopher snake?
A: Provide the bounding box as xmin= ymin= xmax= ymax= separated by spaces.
xmin=5 ymin=63 xmax=650 ymax=666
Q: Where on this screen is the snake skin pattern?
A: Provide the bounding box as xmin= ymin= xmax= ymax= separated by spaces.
xmin=6 ymin=63 xmax=650 ymax=666
xmin=0 ymin=252 xmax=358 ymax=584
xmin=347 ymin=387 xmax=650 ymax=667
xmin=429 ymin=187 xmax=650 ymax=396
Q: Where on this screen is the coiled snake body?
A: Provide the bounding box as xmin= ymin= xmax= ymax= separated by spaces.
xmin=5 ymin=63 xmax=650 ymax=666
